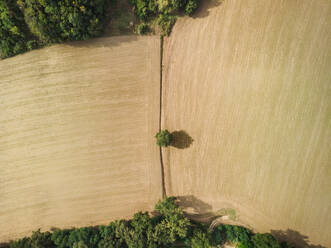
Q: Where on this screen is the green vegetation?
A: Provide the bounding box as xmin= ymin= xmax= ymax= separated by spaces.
xmin=1 ymin=0 xmax=200 ymax=58
xmin=137 ymin=23 xmax=149 ymax=34
xmin=18 ymin=0 xmax=110 ymax=43
xmin=129 ymin=0 xmax=200 ymax=35
xmin=216 ymin=208 xmax=237 ymax=221
xmin=0 ymin=0 xmax=110 ymax=59
xmin=0 ymin=0 xmax=37 ymax=58
xmin=2 ymin=197 xmax=292 ymax=248
xmin=155 ymin=129 xmax=173 ymax=147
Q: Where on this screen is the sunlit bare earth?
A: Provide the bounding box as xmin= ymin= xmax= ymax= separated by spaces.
xmin=0 ymin=36 xmax=161 ymax=242
xmin=162 ymin=0 xmax=331 ymax=246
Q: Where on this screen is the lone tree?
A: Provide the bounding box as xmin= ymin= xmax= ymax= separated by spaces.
xmin=155 ymin=129 xmax=173 ymax=147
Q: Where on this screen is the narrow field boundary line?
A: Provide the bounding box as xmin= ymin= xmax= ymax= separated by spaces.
xmin=159 ymin=36 xmax=167 ymax=199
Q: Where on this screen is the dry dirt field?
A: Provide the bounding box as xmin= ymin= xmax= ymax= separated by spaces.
xmin=162 ymin=0 xmax=331 ymax=247
xmin=0 ymin=36 xmax=161 ymax=242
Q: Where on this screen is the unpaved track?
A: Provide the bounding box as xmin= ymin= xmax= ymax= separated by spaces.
xmin=0 ymin=36 xmax=161 ymax=242
xmin=162 ymin=0 xmax=331 ymax=246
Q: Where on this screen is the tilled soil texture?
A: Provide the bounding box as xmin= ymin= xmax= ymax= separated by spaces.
xmin=162 ymin=0 xmax=331 ymax=246
xmin=0 ymin=36 xmax=161 ymax=242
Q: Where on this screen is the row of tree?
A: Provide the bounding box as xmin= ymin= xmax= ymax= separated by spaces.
xmin=0 ymin=0 xmax=110 ymax=59
xmin=1 ymin=0 xmax=201 ymax=58
xmin=129 ymin=0 xmax=200 ymax=35
xmin=2 ymin=197 xmax=293 ymax=248
xmin=0 ymin=0 xmax=36 ymax=58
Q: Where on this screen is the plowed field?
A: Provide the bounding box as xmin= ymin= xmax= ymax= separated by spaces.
xmin=162 ymin=0 xmax=331 ymax=246
xmin=0 ymin=36 xmax=161 ymax=242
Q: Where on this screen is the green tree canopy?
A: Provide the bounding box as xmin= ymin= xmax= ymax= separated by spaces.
xmin=155 ymin=129 xmax=173 ymax=147
xmin=6 ymin=197 xmax=291 ymax=248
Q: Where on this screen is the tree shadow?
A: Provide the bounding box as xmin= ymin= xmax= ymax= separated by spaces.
xmin=67 ymin=35 xmax=139 ymax=49
xmin=192 ymin=0 xmax=223 ymax=19
xmin=271 ymin=229 xmax=327 ymax=248
xmin=177 ymin=195 xmax=212 ymax=213
xmin=170 ymin=130 xmax=194 ymax=149
xmin=176 ymin=195 xmax=217 ymax=222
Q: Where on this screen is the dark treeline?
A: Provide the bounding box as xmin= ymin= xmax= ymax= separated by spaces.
xmin=2 ymin=197 xmax=293 ymax=248
xmin=129 ymin=0 xmax=199 ymax=35
xmin=0 ymin=0 xmax=37 ymax=58
xmin=0 ymin=0 xmax=200 ymax=58
xmin=0 ymin=0 xmax=110 ymax=59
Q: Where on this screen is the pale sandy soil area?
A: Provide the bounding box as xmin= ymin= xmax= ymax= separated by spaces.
xmin=162 ymin=0 xmax=331 ymax=246
xmin=0 ymin=36 xmax=161 ymax=242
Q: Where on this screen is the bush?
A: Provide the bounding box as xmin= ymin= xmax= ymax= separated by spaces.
xmin=188 ymin=229 xmax=212 ymax=248
xmin=98 ymin=222 xmax=125 ymax=248
xmin=185 ymin=0 xmax=199 ymax=15
xmin=157 ymin=14 xmax=176 ymax=36
xmin=67 ymin=227 xmax=101 ymax=248
xmin=226 ymin=225 xmax=253 ymax=247
xmin=10 ymin=230 xmax=55 ymax=248
xmin=129 ymin=0 xmax=158 ymax=20
xmin=51 ymin=229 xmax=71 ymax=248
xmin=129 ymin=0 xmax=200 ymax=36
xmin=9 ymin=238 xmax=31 ymax=248
xmin=155 ymin=129 xmax=173 ymax=147
xmin=26 ymin=40 xmax=38 ymax=51
xmin=251 ymin=233 xmax=281 ymax=248
xmin=212 ymin=224 xmax=255 ymax=248
xmin=210 ymin=226 xmax=223 ymax=245
xmin=154 ymin=197 xmax=178 ymax=216
xmin=137 ymin=23 xmax=149 ymax=34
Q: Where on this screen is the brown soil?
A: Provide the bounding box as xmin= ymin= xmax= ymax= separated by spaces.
xmin=162 ymin=0 xmax=331 ymax=247
xmin=0 ymin=36 xmax=161 ymax=242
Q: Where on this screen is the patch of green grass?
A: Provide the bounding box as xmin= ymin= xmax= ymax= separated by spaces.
xmin=216 ymin=208 xmax=237 ymax=221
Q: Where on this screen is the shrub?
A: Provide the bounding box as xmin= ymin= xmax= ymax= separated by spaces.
xmin=129 ymin=0 xmax=158 ymax=20
xmin=155 ymin=197 xmax=178 ymax=216
xmin=98 ymin=222 xmax=125 ymax=248
xmin=30 ymin=230 xmax=55 ymax=248
xmin=155 ymin=129 xmax=173 ymax=147
xmin=137 ymin=23 xmax=149 ymax=34
xmin=115 ymin=212 xmax=156 ymax=248
xmin=157 ymin=14 xmax=176 ymax=36
xmin=214 ymin=224 xmax=253 ymax=248
xmin=129 ymin=0 xmax=200 ymax=36
xmin=251 ymin=233 xmax=281 ymax=248
xmin=67 ymin=227 xmax=101 ymax=248
xmin=9 ymin=238 xmax=31 ymax=248
xmin=210 ymin=226 xmax=223 ymax=245
xmin=189 ymin=229 xmax=212 ymax=248
xmin=10 ymin=230 xmax=55 ymax=248
xmin=51 ymin=229 xmax=72 ymax=248
xmin=185 ymin=0 xmax=199 ymax=15
xmin=26 ymin=40 xmax=38 ymax=51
